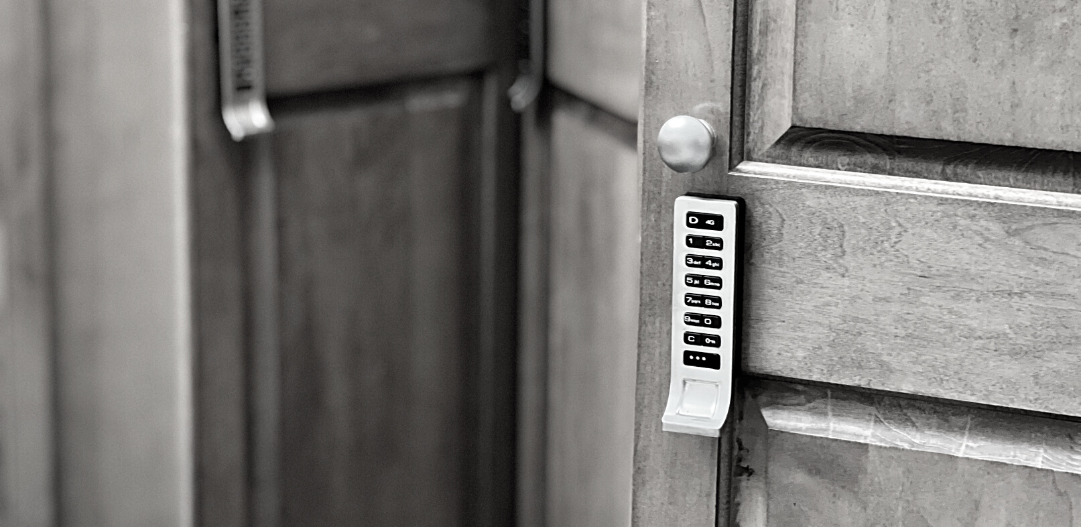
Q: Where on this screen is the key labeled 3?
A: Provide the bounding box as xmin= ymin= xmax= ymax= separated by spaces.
xmin=685 ymin=254 xmax=722 ymax=270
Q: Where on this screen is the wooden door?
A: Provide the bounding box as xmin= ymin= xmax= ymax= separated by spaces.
xmin=194 ymin=1 xmax=520 ymax=526
xmin=1 ymin=0 xmax=518 ymax=525
xmin=516 ymin=0 xmax=642 ymax=525
xmin=635 ymin=0 xmax=1081 ymax=525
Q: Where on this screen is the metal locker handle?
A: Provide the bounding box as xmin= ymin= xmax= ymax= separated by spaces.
xmin=507 ymin=0 xmax=545 ymax=112
xmin=218 ymin=0 xmax=275 ymax=141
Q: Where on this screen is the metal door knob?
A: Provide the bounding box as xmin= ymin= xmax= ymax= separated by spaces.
xmin=657 ymin=116 xmax=716 ymax=173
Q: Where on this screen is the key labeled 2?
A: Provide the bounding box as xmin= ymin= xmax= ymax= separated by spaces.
xmin=686 ymin=234 xmax=722 ymax=251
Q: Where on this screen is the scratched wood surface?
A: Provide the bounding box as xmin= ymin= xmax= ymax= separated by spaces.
xmin=0 ymin=0 xmax=53 ymax=525
xmin=273 ymin=81 xmax=480 ymax=526
xmin=264 ymin=0 xmax=492 ymax=96
xmin=760 ymin=127 xmax=1081 ymax=194
xmin=728 ymin=173 xmax=1081 ymax=418
xmin=768 ymin=431 xmax=1081 ymax=526
xmin=548 ymin=0 xmax=642 ymax=121
xmin=734 ymin=379 xmax=1081 ymax=526
xmin=636 ymin=0 xmax=736 ymax=525
xmin=749 ymin=378 xmax=1081 ymax=475
xmin=547 ymin=96 xmax=639 ymax=527
xmin=790 ymin=0 xmax=1081 ymax=152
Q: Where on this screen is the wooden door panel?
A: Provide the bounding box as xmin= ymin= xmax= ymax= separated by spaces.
xmin=758 ymin=127 xmax=1081 ymax=194
xmin=274 ymin=80 xmax=480 ymax=526
xmin=639 ymin=0 xmax=1081 ymax=523
xmin=739 ymin=379 xmax=1081 ymax=525
xmin=789 ymin=0 xmax=1081 ymax=151
xmin=731 ymin=174 xmax=1081 ymax=417
xmin=750 ymin=379 xmax=1081 ymax=474
xmin=548 ymin=0 xmax=642 ymax=121
xmin=547 ymin=96 xmax=639 ymax=527
xmin=264 ymin=0 xmax=492 ymax=96
xmin=750 ymin=0 xmax=1081 ymax=153
xmin=768 ymin=433 xmax=1081 ymax=525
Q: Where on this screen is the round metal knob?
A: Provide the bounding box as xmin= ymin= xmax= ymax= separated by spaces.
xmin=657 ymin=116 xmax=716 ymax=173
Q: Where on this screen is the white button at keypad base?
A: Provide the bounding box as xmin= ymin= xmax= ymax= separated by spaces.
xmin=677 ymin=380 xmax=719 ymax=418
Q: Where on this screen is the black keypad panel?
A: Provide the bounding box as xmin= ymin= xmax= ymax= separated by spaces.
xmin=684 ymin=332 xmax=721 ymax=348
xmin=683 ymin=350 xmax=721 ymax=370
xmin=684 ymin=293 xmax=722 ymax=309
xmin=686 ymin=234 xmax=723 ymax=251
xmin=683 ymin=312 xmax=722 ymax=329
xmin=685 ymin=254 xmax=722 ymax=270
xmin=686 ymin=212 xmax=724 ymax=231
xmin=684 ymin=274 xmax=721 ymax=290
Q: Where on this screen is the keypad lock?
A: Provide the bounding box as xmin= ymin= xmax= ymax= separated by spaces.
xmin=662 ymin=195 xmax=742 ymax=437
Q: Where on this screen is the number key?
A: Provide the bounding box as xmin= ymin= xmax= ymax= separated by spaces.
xmin=686 ymin=234 xmax=722 ymax=251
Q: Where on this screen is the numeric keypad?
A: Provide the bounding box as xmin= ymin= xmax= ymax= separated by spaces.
xmin=662 ymin=195 xmax=742 ymax=437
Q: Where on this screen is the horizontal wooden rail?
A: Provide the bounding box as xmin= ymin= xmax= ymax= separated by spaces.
xmin=747 ymin=378 xmax=1081 ymax=475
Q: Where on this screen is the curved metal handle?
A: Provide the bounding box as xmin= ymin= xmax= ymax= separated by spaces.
xmin=508 ymin=0 xmax=545 ymax=112
xmin=218 ymin=0 xmax=275 ymax=141
xmin=657 ymin=116 xmax=716 ymax=173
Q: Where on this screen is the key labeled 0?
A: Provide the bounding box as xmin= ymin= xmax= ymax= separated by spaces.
xmin=684 ymin=312 xmax=721 ymax=328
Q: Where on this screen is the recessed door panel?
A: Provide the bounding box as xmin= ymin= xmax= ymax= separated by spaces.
xmin=732 ymin=175 xmax=1081 ymax=417
xmin=264 ymin=0 xmax=492 ymax=96
xmin=275 ymin=81 xmax=479 ymax=526
xmin=790 ymin=0 xmax=1081 ymax=151
xmin=547 ymin=96 xmax=639 ymax=527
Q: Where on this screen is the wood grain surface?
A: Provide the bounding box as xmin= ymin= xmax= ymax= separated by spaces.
xmin=760 ymin=127 xmax=1081 ymax=194
xmin=732 ymin=392 xmax=768 ymax=527
xmin=749 ymin=378 xmax=1081 ymax=475
xmin=548 ymin=0 xmax=642 ymax=121
xmin=790 ymin=0 xmax=1081 ymax=152
xmin=734 ymin=378 xmax=1081 ymax=526
xmin=744 ymin=0 xmax=796 ymax=158
xmin=768 ymin=431 xmax=1081 ymax=526
xmin=547 ymin=96 xmax=639 ymax=527
xmin=264 ymin=0 xmax=492 ymax=96
xmin=636 ymin=0 xmax=736 ymax=525
xmin=49 ymin=0 xmax=193 ymax=524
xmin=728 ymin=173 xmax=1081 ymax=418
xmin=0 ymin=0 xmax=53 ymax=525
xmin=274 ymin=80 xmax=480 ymax=526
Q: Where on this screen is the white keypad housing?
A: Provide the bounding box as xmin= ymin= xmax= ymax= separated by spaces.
xmin=662 ymin=195 xmax=741 ymax=437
